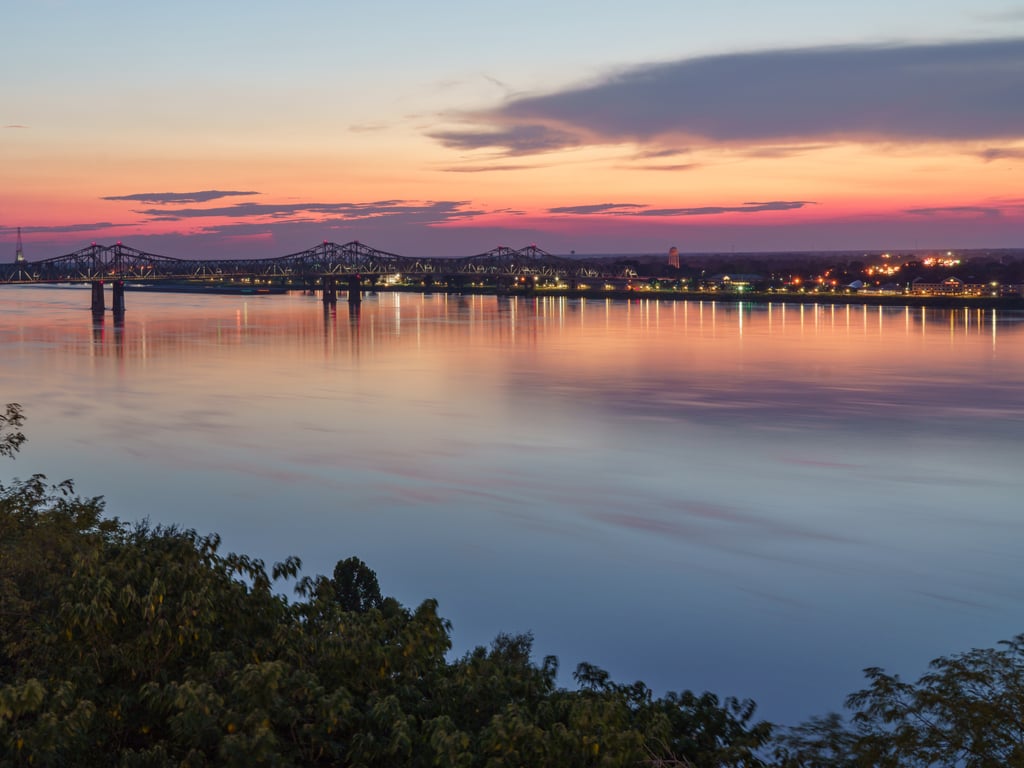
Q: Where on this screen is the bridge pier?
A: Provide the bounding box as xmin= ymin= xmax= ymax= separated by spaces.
xmin=322 ymin=276 xmax=337 ymax=305
xmin=112 ymin=280 xmax=126 ymax=317
xmin=91 ymin=281 xmax=105 ymax=314
xmin=347 ymin=274 xmax=362 ymax=305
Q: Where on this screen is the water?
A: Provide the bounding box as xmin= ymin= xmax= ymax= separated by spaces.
xmin=2 ymin=284 xmax=1022 ymax=726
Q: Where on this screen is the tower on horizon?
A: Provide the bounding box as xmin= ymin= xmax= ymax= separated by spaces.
xmin=667 ymin=245 xmax=680 ymax=269
xmin=15 ymin=227 xmax=25 ymax=263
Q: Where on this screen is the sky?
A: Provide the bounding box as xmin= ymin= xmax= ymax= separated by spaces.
xmin=3 ymin=0 xmax=1024 ymax=259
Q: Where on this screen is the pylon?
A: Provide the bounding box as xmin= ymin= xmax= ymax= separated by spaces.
xmin=15 ymin=227 xmax=24 ymax=263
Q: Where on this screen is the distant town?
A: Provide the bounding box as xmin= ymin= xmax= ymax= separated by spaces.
xmin=602 ymin=247 xmax=1024 ymax=300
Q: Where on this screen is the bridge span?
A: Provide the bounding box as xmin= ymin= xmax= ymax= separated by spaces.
xmin=0 ymin=241 xmax=636 ymax=315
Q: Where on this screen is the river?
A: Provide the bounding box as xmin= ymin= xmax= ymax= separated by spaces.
xmin=2 ymin=284 xmax=1022 ymax=725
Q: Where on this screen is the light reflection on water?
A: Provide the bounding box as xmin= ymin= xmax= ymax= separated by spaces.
xmin=2 ymin=285 xmax=1022 ymax=725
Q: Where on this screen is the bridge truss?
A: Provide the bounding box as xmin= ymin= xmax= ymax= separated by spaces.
xmin=0 ymin=241 xmax=629 ymax=285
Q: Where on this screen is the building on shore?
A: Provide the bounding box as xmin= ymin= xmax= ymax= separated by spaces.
xmin=699 ymin=273 xmax=763 ymax=292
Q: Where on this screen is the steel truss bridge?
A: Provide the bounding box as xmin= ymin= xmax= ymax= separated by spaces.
xmin=0 ymin=241 xmax=637 ymax=313
xmin=0 ymin=241 xmax=635 ymax=283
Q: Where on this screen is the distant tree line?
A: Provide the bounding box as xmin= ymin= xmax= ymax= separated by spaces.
xmin=2 ymin=403 xmax=1022 ymax=767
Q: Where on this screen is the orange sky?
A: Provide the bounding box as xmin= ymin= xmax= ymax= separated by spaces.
xmin=3 ymin=2 xmax=1023 ymax=258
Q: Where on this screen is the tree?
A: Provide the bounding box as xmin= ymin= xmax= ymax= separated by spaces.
xmin=771 ymin=713 xmax=857 ymax=767
xmin=0 ymin=404 xmax=25 ymax=460
xmin=331 ymin=556 xmax=383 ymax=613
xmin=775 ymin=637 xmax=1024 ymax=767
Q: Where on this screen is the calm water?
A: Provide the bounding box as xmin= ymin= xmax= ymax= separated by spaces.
xmin=2 ymin=285 xmax=1022 ymax=725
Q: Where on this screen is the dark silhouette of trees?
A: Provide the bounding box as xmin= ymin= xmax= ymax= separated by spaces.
xmin=0 ymin=404 xmax=24 ymax=460
xmin=331 ymin=556 xmax=383 ymax=613
xmin=774 ymin=641 xmax=1024 ymax=766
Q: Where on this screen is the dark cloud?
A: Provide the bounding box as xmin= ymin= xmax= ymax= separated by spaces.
xmin=4 ymin=124 xmax=27 ymax=129
xmin=430 ymin=123 xmax=581 ymax=155
xmin=549 ymin=200 xmax=815 ymax=217
xmin=548 ymin=203 xmax=646 ymax=215
xmin=442 ymin=164 xmax=541 ymax=173
xmin=129 ymin=200 xmax=483 ymax=224
xmin=161 ymin=201 xmax=493 ymax=235
xmin=905 ymin=205 xmax=1002 ymax=216
xmin=1 ymin=222 xmax=124 ymax=234
xmin=635 ymin=148 xmax=690 ymax=159
xmin=630 ymin=163 xmax=700 ymax=172
xmin=741 ymin=144 xmax=831 ymax=158
xmin=103 ymin=190 xmax=259 ymax=204
xmin=438 ymin=39 xmax=1024 ymax=154
xmin=978 ymin=147 xmax=1024 ymax=161
xmin=171 ymin=208 xmax=501 ymax=252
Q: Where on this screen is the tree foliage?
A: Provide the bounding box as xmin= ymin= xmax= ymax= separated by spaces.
xmin=0 ymin=403 xmax=25 ymax=460
xmin=331 ymin=556 xmax=384 ymax=613
xmin=774 ymin=639 xmax=1024 ymax=767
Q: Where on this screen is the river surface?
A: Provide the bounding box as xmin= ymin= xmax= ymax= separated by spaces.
xmin=2 ymin=285 xmax=1022 ymax=725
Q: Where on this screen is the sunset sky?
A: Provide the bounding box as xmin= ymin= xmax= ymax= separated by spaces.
xmin=3 ymin=1 xmax=1023 ymax=259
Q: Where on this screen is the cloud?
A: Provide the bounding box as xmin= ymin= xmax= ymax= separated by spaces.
xmin=1 ymin=222 xmax=124 ymax=234
xmin=548 ymin=203 xmax=646 ymax=215
xmin=740 ymin=144 xmax=831 ymax=159
xmin=436 ymin=38 xmax=1024 ymax=154
xmin=978 ymin=147 xmax=1024 ymax=161
xmin=4 ymin=124 xmax=27 ymax=129
xmin=905 ymin=205 xmax=1002 ymax=216
xmin=549 ymin=200 xmax=815 ymax=217
xmin=135 ymin=201 xmax=495 ymax=235
xmin=442 ymin=163 xmax=541 ymax=173
xmin=635 ymin=148 xmax=690 ymax=159
xmin=129 ymin=200 xmax=484 ymax=224
xmin=430 ymin=123 xmax=581 ymax=155
xmin=103 ymin=190 xmax=259 ymax=204
xmin=482 ymin=74 xmax=514 ymax=96
xmin=629 ymin=163 xmax=700 ymax=172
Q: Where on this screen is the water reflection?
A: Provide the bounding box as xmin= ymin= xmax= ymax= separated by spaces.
xmin=1 ymin=286 xmax=1022 ymax=726
xmin=48 ymin=294 xmax=1014 ymax=366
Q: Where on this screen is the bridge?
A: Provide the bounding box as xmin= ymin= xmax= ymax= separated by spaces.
xmin=0 ymin=241 xmax=636 ymax=315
